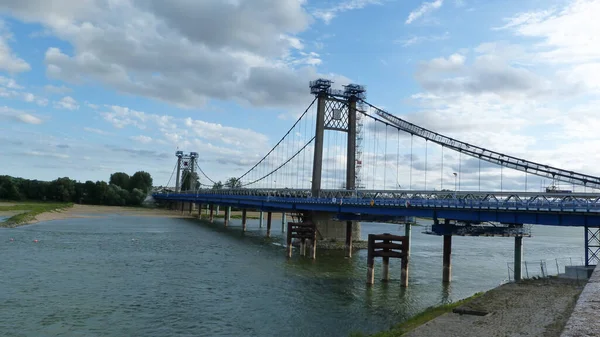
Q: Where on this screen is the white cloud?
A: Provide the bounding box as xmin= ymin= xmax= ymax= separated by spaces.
xmin=44 ymin=84 xmax=72 ymax=94
xmin=314 ymin=0 xmax=382 ymax=24
xmin=85 ymin=102 xmax=98 ymax=109
xmin=498 ymin=1 xmax=600 ymax=64
xmin=83 ymin=127 xmax=108 ymax=135
xmin=130 ymin=135 xmax=153 ymax=144
xmin=0 ymin=75 xmax=22 ymax=89
xmin=397 ymin=31 xmax=450 ymax=47
xmin=26 ymin=151 xmax=69 ymax=159
xmin=406 ymin=0 xmax=444 ymax=25
xmin=0 ymin=20 xmax=31 ymax=73
xmin=54 ymin=96 xmax=79 ymax=110
xmin=0 ymin=106 xmax=43 ymax=124
xmin=0 ymin=0 xmax=339 ymax=109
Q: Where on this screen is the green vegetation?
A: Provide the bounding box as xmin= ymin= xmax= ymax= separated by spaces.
xmin=0 ymin=202 xmax=73 ymax=227
xmin=0 ymin=171 xmax=153 ymax=206
xmin=350 ymin=292 xmax=483 ymax=337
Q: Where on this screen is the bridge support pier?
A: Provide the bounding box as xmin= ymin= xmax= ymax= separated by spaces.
xmin=266 ymin=212 xmax=272 ymax=238
xmin=180 ymin=202 xmax=184 ymax=214
xmin=216 ymin=205 xmax=220 ymax=216
xmin=198 ymin=203 xmax=202 ymax=218
xmin=281 ymin=212 xmax=286 ymax=232
xmin=367 ymin=233 xmax=409 ymax=287
xmin=405 ymin=224 xmax=412 ymax=256
xmin=209 ymin=205 xmax=214 ymax=223
xmin=514 ymin=236 xmax=523 ymax=281
xmin=311 ymin=212 xmax=361 ymax=245
xmin=286 ymin=221 xmax=317 ymax=259
xmin=345 ymin=221 xmax=353 ymax=258
xmin=242 ymin=209 xmax=247 ymax=232
xmin=226 ymin=207 xmax=231 ymax=222
xmin=259 ymin=211 xmax=264 ymax=228
xmin=224 ymin=207 xmax=230 ymax=227
xmin=443 ymin=235 xmax=452 ymax=283
xmin=188 ymin=202 xmax=193 ymax=215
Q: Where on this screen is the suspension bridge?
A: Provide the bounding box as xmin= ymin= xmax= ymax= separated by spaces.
xmin=153 ymin=79 xmax=600 ymax=284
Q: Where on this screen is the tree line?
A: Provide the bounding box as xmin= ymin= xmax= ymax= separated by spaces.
xmin=0 ymin=171 xmax=153 ymax=206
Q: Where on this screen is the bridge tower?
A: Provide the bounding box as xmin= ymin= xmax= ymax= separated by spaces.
xmin=190 ymin=152 xmax=198 ymax=190
xmin=175 ymin=151 xmax=183 ymax=192
xmin=309 ymin=79 xmax=366 ymax=194
xmin=309 ymin=79 xmax=366 ymax=254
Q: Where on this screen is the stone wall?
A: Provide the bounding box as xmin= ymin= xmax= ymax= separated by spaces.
xmin=560 ymin=264 xmax=600 ymax=337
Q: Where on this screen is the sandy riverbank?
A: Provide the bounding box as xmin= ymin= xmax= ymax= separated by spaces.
xmin=2 ymin=204 xmax=296 ymax=227
xmin=403 ymin=277 xmax=584 ymax=337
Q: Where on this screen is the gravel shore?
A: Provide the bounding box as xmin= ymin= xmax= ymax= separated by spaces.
xmin=405 ymin=278 xmax=584 ymax=337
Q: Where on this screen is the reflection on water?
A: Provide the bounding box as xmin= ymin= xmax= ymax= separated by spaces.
xmin=0 ymin=214 xmax=583 ymax=337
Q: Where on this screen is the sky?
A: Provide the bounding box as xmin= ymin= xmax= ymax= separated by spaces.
xmin=1 ymin=0 xmax=600 ymax=192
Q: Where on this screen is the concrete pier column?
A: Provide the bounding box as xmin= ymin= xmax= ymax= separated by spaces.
xmin=259 ymin=211 xmax=264 ymax=228
xmin=180 ymin=202 xmax=184 ymax=214
xmin=216 ymin=205 xmax=220 ymax=216
xmin=188 ymin=202 xmax=193 ymax=214
xmin=405 ymin=223 xmax=412 ymax=257
xmin=514 ymin=236 xmax=523 ymax=281
xmin=209 ymin=204 xmax=214 ymax=223
xmin=242 ymin=209 xmax=247 ymax=232
xmin=401 ymin=254 xmax=409 ymax=287
xmin=382 ymin=257 xmax=390 ymax=282
xmin=366 ymin=234 xmax=375 ymax=285
xmin=345 ymin=220 xmax=353 ymax=258
xmin=286 ymin=226 xmax=293 ymax=258
xmin=281 ymin=212 xmax=286 ymax=231
xmin=442 ymin=235 xmax=452 ymax=283
xmin=226 ymin=207 xmax=231 ymax=222
xmin=300 ymin=239 xmax=306 ymax=256
xmin=266 ymin=212 xmax=272 ymax=238
xmin=310 ymin=236 xmax=317 ymax=259
xmin=224 ymin=207 xmax=230 ymax=227
xmin=198 ymin=203 xmax=202 ymax=218
xmin=205 ymin=204 xmax=209 ymax=215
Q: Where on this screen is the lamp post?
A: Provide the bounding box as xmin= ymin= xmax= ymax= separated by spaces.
xmin=453 ymin=172 xmax=457 ymax=198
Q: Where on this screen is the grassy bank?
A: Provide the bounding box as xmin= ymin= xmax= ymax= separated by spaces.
xmin=350 ymin=292 xmax=483 ymax=337
xmin=0 ymin=202 xmax=73 ymax=227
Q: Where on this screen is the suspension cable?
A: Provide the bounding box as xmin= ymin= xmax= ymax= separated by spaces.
xmin=241 ymin=137 xmax=316 ymax=187
xmin=237 ymin=97 xmax=317 ymax=182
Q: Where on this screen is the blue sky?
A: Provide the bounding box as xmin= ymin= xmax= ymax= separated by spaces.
xmin=1 ymin=0 xmax=599 ymax=191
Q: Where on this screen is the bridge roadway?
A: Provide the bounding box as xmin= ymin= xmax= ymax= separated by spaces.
xmin=152 ymin=189 xmax=600 ymax=226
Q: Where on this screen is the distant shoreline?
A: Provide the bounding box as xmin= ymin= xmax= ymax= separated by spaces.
xmin=0 ymin=203 xmax=190 ymax=228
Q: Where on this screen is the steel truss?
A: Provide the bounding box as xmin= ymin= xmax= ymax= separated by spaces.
xmin=585 ymin=226 xmax=600 ymax=266
xmin=159 ymin=188 xmax=600 ymax=213
xmin=367 ymin=102 xmax=600 ymax=190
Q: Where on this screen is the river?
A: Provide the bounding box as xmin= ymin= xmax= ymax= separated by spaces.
xmin=0 ymin=214 xmax=583 ymax=336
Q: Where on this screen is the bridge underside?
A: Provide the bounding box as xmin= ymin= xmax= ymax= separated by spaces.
xmin=425 ymin=223 xmax=532 ymax=237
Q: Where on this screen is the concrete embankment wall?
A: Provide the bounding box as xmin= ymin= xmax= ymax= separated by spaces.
xmin=560 ymin=265 xmax=600 ymax=337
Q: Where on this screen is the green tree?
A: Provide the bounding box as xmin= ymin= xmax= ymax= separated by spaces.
xmin=0 ymin=179 xmax=21 ymax=200
xmin=51 ymin=177 xmax=76 ymax=202
xmin=225 ymin=177 xmax=242 ymax=189
xmin=128 ymin=188 xmax=146 ymax=205
xmin=109 ymin=172 xmax=130 ymax=190
xmin=212 ymin=181 xmax=223 ymax=189
xmin=129 ymin=171 xmax=153 ymax=193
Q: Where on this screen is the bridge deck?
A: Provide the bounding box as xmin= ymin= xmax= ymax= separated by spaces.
xmin=153 ymin=192 xmax=600 ymax=226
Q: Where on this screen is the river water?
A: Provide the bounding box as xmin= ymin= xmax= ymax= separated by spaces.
xmin=1 ymin=214 xmax=583 ymax=337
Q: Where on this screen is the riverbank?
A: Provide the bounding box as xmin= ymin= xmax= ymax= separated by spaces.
xmin=360 ymin=277 xmax=584 ymax=337
xmin=0 ymin=202 xmax=73 ymax=228
xmin=0 ymin=203 xmax=186 ymax=227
